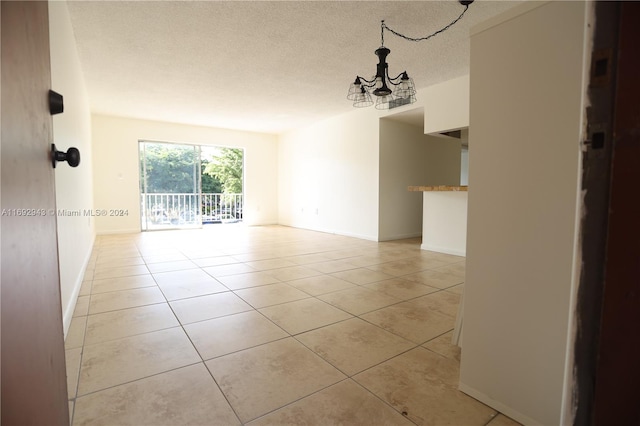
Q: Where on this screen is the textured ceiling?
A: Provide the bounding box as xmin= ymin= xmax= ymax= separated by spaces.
xmin=66 ymin=0 xmax=520 ymax=134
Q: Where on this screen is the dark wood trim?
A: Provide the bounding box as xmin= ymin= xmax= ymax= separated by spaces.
xmin=573 ymin=2 xmax=619 ymax=423
xmin=592 ymin=2 xmax=640 ymax=424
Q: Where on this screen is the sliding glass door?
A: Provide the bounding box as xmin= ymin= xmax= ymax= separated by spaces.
xmin=139 ymin=141 xmax=201 ymax=230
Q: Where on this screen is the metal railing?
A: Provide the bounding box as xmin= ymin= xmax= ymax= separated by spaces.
xmin=141 ymin=193 xmax=243 ymax=229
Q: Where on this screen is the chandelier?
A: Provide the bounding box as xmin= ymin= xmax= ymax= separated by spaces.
xmin=347 ymin=0 xmax=474 ymax=110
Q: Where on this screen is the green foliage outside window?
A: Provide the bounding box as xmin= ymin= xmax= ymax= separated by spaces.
xmin=203 ymin=147 xmax=243 ymax=194
xmin=140 ymin=144 xmax=242 ymax=195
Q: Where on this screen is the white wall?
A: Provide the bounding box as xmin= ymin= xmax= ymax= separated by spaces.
xmin=278 ymin=108 xmax=380 ymax=240
xmin=278 ymin=77 xmax=469 ymax=241
xmin=423 ymin=75 xmax=469 ymax=134
xmin=49 ymin=0 xmax=95 ymax=334
xmin=460 ymin=1 xmax=589 ymax=424
xmin=92 ymin=115 xmax=278 ymax=234
xmin=378 ymin=119 xmax=461 ymax=241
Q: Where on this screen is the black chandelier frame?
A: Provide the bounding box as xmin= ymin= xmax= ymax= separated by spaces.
xmin=348 ymin=0 xmax=474 ymax=110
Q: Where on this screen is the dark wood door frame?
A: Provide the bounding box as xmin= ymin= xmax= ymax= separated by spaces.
xmin=592 ymin=2 xmax=640 ymax=424
xmin=574 ymin=2 xmax=640 ymax=424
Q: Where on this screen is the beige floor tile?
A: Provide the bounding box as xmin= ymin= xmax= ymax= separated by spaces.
xmin=245 ymin=258 xmax=297 ymax=271
xmin=410 ymin=291 xmax=462 ymax=319
xmin=216 ymin=271 xmax=280 ymax=290
xmin=361 ymin=300 xmax=455 ymax=344
xmin=318 ymin=286 xmax=401 ymax=316
xmin=153 ymin=269 xmax=228 ymax=300
xmin=73 ymin=296 xmax=90 ymax=317
xmin=96 ymin=250 xmax=141 ymax=262
xmin=145 ymin=260 xmax=198 ymax=273
xmin=266 ymin=265 xmax=322 ymax=281
xmin=91 ymin=274 xmax=157 ymax=294
xmin=77 ymin=327 xmax=200 ymax=396
xmin=152 ymin=268 xmax=216 ymax=286
xmin=322 ymin=248 xmax=369 ymax=260
xmin=431 ymin=252 xmax=466 ymax=264
xmin=284 ymin=253 xmax=333 ymax=265
xmin=78 ymin=280 xmax=93 ymax=297
xmin=345 ymin=254 xmax=391 ymax=268
xmin=248 ymin=379 xmax=414 ymax=426
xmin=193 ymin=255 xmax=240 ymax=267
xmin=95 ymin=256 xmax=145 ymax=269
xmin=354 ymin=348 xmax=496 ymax=426
xmin=206 ymin=338 xmax=346 ymax=423
xmin=412 ymin=256 xmax=455 ymax=270
xmin=181 ymin=248 xmax=228 ymax=259
xmin=170 ymin=291 xmax=253 ymax=324
xmin=142 ymin=253 xmax=188 ymax=264
xmin=330 ymin=268 xmax=394 ymax=285
xmin=184 ymin=310 xmax=288 ymax=359
xmin=259 ymin=298 xmax=352 ymax=335
xmin=73 ymin=364 xmax=240 ymax=426
xmin=88 ymin=287 xmax=166 ymax=314
xmin=230 ymin=251 xmax=277 ymax=262
xmin=82 ymin=268 xmax=94 ymax=282
xmin=366 ymin=259 xmax=429 ymax=277
xmin=84 ymin=304 xmax=179 ymax=345
xmin=402 ymin=269 xmax=465 ymax=289
xmin=308 ymin=259 xmax=359 ymax=274
xmin=66 ymin=347 xmax=82 ymax=399
xmin=297 ymin=318 xmax=415 ymax=376
xmin=433 ymin=261 xmax=466 ymax=277
xmin=234 ymin=283 xmax=310 ymax=308
xmin=202 ymin=263 xmax=255 ymax=277
xmin=286 ymin=275 xmax=355 ymax=296
xmin=487 ymin=413 xmax=523 ymax=426
xmin=134 ymin=245 xmax=173 ymax=253
xmin=71 ymin=228 xmax=491 ymax=425
xmin=93 ymin=264 xmax=150 ymax=280
xmin=65 ymin=316 xmax=87 ymax=350
xmin=422 ymin=331 xmax=461 ymax=362
xmin=447 ymin=283 xmax=465 ymax=295
xmin=364 ymin=277 xmax=440 ymax=300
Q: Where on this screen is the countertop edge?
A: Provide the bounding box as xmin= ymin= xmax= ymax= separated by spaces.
xmin=408 ymin=185 xmax=469 ymax=192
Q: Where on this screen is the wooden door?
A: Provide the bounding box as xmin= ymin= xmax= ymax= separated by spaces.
xmin=593 ymin=2 xmax=640 ymax=423
xmin=1 ymin=2 xmax=70 ymax=424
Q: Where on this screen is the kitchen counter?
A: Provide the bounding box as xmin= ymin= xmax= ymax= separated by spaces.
xmin=409 ymin=185 xmax=468 ymax=256
xmin=408 ymin=185 xmax=468 ymax=192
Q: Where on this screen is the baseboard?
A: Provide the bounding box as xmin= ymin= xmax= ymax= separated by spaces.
xmin=62 ymin=232 xmax=96 ymax=337
xmin=458 ymin=382 xmax=540 ymax=425
xmin=280 ymin=223 xmax=378 ymax=242
xmin=378 ymin=232 xmax=422 ymax=242
xmin=420 ymin=243 xmax=466 ymax=257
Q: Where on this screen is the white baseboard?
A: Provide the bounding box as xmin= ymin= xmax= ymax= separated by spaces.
xmin=420 ymin=243 xmax=466 ymax=257
xmin=62 ymin=232 xmax=96 ymax=337
xmin=378 ymin=232 xmax=422 ymax=242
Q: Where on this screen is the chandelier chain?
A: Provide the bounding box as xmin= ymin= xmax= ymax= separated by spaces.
xmin=380 ymin=4 xmax=470 ymax=45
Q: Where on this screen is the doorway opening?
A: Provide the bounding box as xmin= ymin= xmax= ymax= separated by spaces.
xmin=139 ymin=141 xmax=244 ymax=231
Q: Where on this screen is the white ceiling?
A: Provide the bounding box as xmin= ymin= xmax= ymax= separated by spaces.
xmin=66 ymin=0 xmax=520 ymax=135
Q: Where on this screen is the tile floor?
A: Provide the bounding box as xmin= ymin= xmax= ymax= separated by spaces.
xmin=66 ymin=225 xmax=520 ymax=426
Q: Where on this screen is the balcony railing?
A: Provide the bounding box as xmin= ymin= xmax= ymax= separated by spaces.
xmin=141 ymin=193 xmax=243 ymax=230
